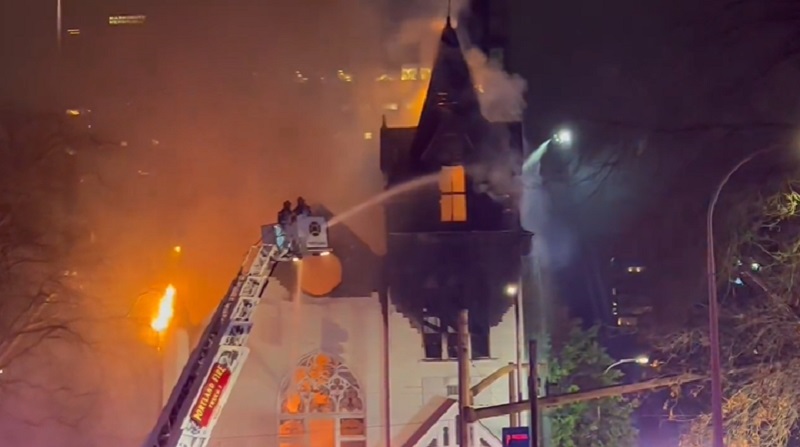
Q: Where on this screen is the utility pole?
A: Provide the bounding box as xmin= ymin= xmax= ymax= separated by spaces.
xmin=156 ymin=331 xmax=165 ymax=413
xmin=468 ymin=372 xmax=705 ymax=421
xmin=528 ymin=340 xmax=539 ymax=447
xmin=57 ymin=0 xmax=62 ymax=52
xmin=457 ymin=309 xmax=472 ymax=447
xmin=508 ymin=364 xmax=518 ymax=427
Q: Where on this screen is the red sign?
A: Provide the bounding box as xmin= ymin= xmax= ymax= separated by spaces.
xmin=505 ymin=434 xmax=529 ymax=445
xmin=190 ymin=363 xmax=232 ymax=428
xmin=502 ymin=427 xmax=530 ymax=447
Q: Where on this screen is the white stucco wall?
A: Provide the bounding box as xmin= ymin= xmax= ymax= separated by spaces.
xmin=164 ymin=279 xmax=386 ymax=447
xmin=161 ymin=282 xmax=524 ymax=447
xmin=387 ymin=298 xmax=526 ymax=447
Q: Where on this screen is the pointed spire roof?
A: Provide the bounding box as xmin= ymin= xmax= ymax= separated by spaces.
xmin=408 ymin=19 xmax=487 ymax=167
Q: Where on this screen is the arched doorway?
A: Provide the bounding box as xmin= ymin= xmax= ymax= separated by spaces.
xmin=278 ymin=351 xmax=366 ymax=447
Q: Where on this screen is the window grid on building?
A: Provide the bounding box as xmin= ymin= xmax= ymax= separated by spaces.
xmin=439 ymin=165 xmax=467 ymax=222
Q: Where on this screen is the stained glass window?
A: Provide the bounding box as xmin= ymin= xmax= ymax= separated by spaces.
xmin=278 ymin=352 xmax=366 ymax=447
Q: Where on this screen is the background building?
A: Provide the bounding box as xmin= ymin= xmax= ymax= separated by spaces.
xmin=609 ymin=256 xmax=653 ymax=329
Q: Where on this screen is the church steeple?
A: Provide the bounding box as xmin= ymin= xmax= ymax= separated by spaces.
xmin=408 ymin=18 xmax=486 ymax=167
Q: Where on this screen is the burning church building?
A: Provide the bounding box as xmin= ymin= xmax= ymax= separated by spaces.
xmin=155 ymin=17 xmax=530 ymax=447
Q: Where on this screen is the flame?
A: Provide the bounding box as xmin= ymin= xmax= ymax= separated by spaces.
xmin=405 ymin=84 xmax=429 ymax=124
xmin=151 ymin=284 xmax=176 ymax=333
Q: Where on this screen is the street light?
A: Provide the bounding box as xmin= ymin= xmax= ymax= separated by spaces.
xmin=521 ymin=127 xmax=576 ymax=173
xmin=603 ymin=355 xmax=650 ymax=374
xmin=552 ymin=128 xmax=573 ymax=148
xmin=504 ymin=283 xmax=519 ymax=297
xmin=707 ymin=146 xmax=778 ymax=447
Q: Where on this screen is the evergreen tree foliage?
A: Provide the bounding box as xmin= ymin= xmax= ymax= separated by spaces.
xmin=549 ymin=321 xmax=638 ymax=447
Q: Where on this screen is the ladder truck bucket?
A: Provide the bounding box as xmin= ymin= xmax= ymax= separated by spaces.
xmin=260 ymin=215 xmax=332 ymax=259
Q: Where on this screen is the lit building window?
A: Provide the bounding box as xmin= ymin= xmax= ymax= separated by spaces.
xmin=337 ymin=69 xmax=353 ymax=82
xmin=278 ymin=352 xmax=365 ymax=447
xmin=420 ymin=67 xmax=432 ymax=80
xmin=382 ymin=103 xmax=399 ymax=111
xmin=363 ymin=132 xmax=373 ymax=140
xmin=108 ymin=14 xmax=146 ymax=25
xmin=294 ymin=71 xmax=309 ymax=83
xmin=401 ymin=65 xmax=419 ymax=81
xmin=67 ymin=28 xmax=80 ymax=36
xmin=439 ymin=165 xmax=467 ymax=222
xmin=626 ymin=266 xmax=645 ymax=273
xmin=65 ymin=109 xmax=81 ymax=116
xmin=375 ymin=74 xmax=394 ymax=81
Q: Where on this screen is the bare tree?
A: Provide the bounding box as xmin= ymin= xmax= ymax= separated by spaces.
xmin=0 ymin=110 xmax=102 ymax=424
xmin=653 ymin=173 xmax=800 ymax=446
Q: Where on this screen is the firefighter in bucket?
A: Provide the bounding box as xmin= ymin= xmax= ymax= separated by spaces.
xmin=271 ymin=197 xmax=329 ymax=260
xmin=275 ymin=200 xmax=295 ymax=259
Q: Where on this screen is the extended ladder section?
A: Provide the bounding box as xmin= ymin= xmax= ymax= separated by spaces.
xmin=142 ymin=242 xmax=282 ymax=447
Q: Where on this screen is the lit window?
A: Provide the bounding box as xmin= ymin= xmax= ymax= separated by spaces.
xmin=626 ymin=266 xmax=645 ymax=273
xmin=375 ymin=74 xmax=393 ymax=81
xmin=401 ymin=65 xmax=419 ymax=81
xmin=363 ymin=132 xmax=373 ymax=140
xmin=337 ymin=70 xmax=353 ymax=82
xmin=439 ymin=165 xmax=467 ymax=222
xmin=279 ymin=352 xmax=365 ymax=447
xmin=383 ymin=103 xmax=399 ymax=111
xmin=65 ymin=109 xmax=81 ymax=116
xmin=67 ymin=28 xmax=80 ymax=36
xmin=108 ymin=14 xmax=146 ymax=25
xmin=420 ymin=67 xmax=432 ymax=80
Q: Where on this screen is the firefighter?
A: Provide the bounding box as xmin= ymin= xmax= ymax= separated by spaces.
xmin=276 ymin=201 xmax=294 ymax=257
xmin=278 ymin=201 xmax=293 ymax=227
xmin=293 ymin=196 xmax=311 ymax=219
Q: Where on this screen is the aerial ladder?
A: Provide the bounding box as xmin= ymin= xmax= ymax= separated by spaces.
xmin=142 ymin=215 xmax=332 ymax=447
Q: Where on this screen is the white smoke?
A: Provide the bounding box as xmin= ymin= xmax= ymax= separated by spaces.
xmin=464 ymin=48 xmax=527 ymax=123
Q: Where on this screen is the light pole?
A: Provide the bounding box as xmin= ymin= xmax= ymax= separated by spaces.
xmin=552 ymin=128 xmax=573 ymax=148
xmin=603 ymin=355 xmax=649 ymax=374
xmin=505 ymin=281 xmax=525 ymax=426
xmin=56 ymin=0 xmax=62 ymax=52
xmin=707 ymin=146 xmax=777 ymax=447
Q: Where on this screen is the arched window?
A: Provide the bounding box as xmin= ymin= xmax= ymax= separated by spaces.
xmin=278 ymin=352 xmax=366 ymax=447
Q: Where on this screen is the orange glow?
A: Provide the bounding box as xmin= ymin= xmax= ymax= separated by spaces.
xmin=440 ymin=166 xmax=468 ymax=222
xmin=404 ymin=83 xmax=429 ymax=125
xmin=439 ymin=166 xmax=466 ymax=193
xmin=300 ymin=254 xmax=343 ymax=297
xmin=173 ymin=245 xmax=182 ymax=254
xmin=151 ymin=284 xmax=176 ymax=333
